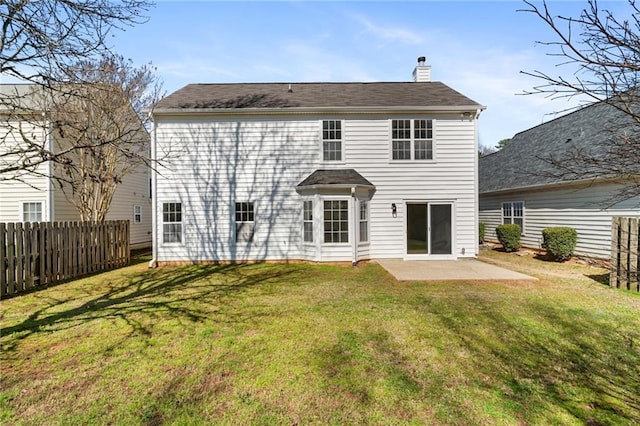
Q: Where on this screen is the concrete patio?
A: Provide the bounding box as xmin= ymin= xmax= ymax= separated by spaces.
xmin=376 ymin=258 xmax=536 ymax=281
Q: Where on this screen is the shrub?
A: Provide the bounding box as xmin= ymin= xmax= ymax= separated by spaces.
xmin=495 ymin=224 xmax=521 ymax=252
xmin=479 ymin=222 xmax=486 ymax=244
xmin=542 ymin=227 xmax=578 ymax=261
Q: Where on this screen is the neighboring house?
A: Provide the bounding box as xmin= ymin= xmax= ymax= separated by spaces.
xmin=479 ymin=101 xmax=640 ymax=259
xmin=149 ymin=57 xmax=485 ymax=265
xmin=0 ymin=84 xmax=152 ymax=247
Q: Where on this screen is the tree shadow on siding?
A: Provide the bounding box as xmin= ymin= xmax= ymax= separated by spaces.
xmin=162 ymin=119 xmax=317 ymax=263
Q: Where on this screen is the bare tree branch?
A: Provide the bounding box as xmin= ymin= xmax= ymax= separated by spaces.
xmin=521 ymin=0 xmax=640 ymax=203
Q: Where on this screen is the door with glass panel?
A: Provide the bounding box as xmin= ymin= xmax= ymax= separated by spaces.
xmin=406 ymin=202 xmax=452 ymax=256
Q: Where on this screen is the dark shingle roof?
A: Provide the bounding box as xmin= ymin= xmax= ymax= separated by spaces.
xmin=479 ymin=101 xmax=638 ymax=194
xmin=154 ymin=82 xmax=482 ymax=111
xmin=297 ymin=169 xmax=374 ymax=188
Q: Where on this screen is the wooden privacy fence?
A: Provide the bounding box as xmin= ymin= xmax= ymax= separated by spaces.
xmin=1 ymin=221 xmax=130 ymax=297
xmin=610 ymin=217 xmax=639 ymax=292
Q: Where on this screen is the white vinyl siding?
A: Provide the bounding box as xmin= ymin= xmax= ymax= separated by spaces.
xmin=479 ymin=182 xmax=640 ymax=259
xmin=153 ymin=113 xmax=478 ymax=262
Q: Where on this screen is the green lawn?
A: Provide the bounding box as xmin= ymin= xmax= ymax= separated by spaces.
xmin=1 ymin=251 xmax=639 ymax=425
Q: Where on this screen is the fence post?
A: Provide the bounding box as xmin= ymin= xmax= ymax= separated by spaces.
xmin=1 ymin=223 xmax=6 ymax=297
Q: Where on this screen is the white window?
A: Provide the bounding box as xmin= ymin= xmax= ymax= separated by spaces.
xmin=502 ymin=201 xmax=524 ymax=229
xmin=303 ymin=200 xmax=313 ymax=243
xmin=322 ymin=120 xmax=342 ymax=161
xmin=235 ymin=202 xmax=255 ymax=242
xmin=391 ymin=119 xmax=433 ymax=160
xmin=323 ymin=200 xmax=348 ymax=243
xmin=162 ymin=202 xmax=182 ymax=243
xmin=22 ymin=202 xmax=43 ymax=222
xmin=359 ymin=200 xmax=369 ymax=243
xmin=133 ymin=205 xmax=142 ymax=223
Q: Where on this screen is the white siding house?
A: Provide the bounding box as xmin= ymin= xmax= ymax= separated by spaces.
xmin=479 ymin=101 xmax=640 ymax=259
xmin=0 ymin=84 xmax=152 ymax=247
xmin=150 ymin=58 xmax=485 ymax=264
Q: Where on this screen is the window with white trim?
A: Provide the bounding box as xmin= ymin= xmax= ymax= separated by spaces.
xmin=502 ymin=201 xmax=524 ymax=229
xmin=162 ymin=202 xmax=182 ymax=243
xmin=359 ymin=200 xmax=369 ymax=243
xmin=391 ymin=119 xmax=433 ymax=160
xmin=303 ymin=200 xmax=313 ymax=243
xmin=133 ymin=205 xmax=142 ymax=223
xmin=235 ymin=202 xmax=255 ymax=242
xmin=22 ymin=202 xmax=43 ymax=222
xmin=322 ymin=120 xmax=342 ymax=161
xmin=323 ymin=200 xmax=348 ymax=243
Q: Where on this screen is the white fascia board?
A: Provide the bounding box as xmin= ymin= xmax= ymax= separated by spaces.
xmin=152 ymin=105 xmax=486 ymax=117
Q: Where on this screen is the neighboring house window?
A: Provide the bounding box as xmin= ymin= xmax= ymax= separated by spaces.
xmin=303 ymin=200 xmax=313 ymax=243
xmin=162 ymin=202 xmax=182 ymax=243
xmin=502 ymin=201 xmax=524 ymax=229
xmin=322 ymin=120 xmax=342 ymax=161
xmin=391 ymin=119 xmax=433 ymax=160
xmin=323 ymin=200 xmax=348 ymax=243
xmin=235 ymin=202 xmax=255 ymax=242
xmin=22 ymin=202 xmax=43 ymax=222
xmin=133 ymin=205 xmax=142 ymax=223
xmin=359 ymin=200 xmax=369 ymax=243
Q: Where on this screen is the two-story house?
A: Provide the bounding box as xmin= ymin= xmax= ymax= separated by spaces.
xmin=0 ymin=84 xmax=152 ymax=248
xmin=149 ymin=58 xmax=484 ymax=265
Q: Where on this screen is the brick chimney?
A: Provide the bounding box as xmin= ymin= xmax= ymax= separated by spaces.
xmin=412 ymin=56 xmax=431 ymax=82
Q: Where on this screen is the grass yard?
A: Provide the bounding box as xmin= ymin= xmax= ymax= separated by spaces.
xmin=1 ymin=251 xmax=639 ymax=425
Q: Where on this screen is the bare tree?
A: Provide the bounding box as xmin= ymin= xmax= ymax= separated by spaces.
xmin=50 ymin=55 xmax=162 ymax=221
xmin=0 ymin=0 xmax=153 ymax=181
xmin=521 ymin=0 xmax=640 ymax=202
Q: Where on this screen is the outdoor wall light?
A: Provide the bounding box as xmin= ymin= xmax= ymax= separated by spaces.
xmin=391 ymin=203 xmax=397 ymax=217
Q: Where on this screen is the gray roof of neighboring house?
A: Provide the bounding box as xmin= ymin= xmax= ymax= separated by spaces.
xmin=297 ymin=169 xmax=375 ymax=188
xmin=479 ymin=101 xmax=638 ymax=194
xmin=153 ymin=82 xmax=483 ymax=111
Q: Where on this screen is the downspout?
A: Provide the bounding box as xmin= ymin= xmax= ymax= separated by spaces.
xmin=473 ymin=108 xmax=482 ymax=257
xmin=148 ymin=116 xmax=158 ymax=268
xmin=44 ymin=116 xmax=54 ymax=221
xmin=351 ymin=186 xmax=357 ymax=266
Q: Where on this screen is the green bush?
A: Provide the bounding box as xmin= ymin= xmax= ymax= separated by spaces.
xmin=479 ymin=222 xmax=486 ymax=244
xmin=495 ymin=224 xmax=521 ymax=252
xmin=542 ymin=227 xmax=578 ymax=261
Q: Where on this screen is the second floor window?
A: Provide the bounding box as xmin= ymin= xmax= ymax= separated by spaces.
xmin=392 ymin=119 xmax=433 ymax=161
xmin=322 ymin=120 xmax=342 ymax=161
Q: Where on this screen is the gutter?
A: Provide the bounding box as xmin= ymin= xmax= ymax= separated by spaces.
xmin=152 ymin=105 xmax=487 ymax=117
xmin=148 ymin=117 xmax=158 ymax=268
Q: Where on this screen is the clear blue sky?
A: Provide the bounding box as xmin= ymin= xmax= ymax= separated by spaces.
xmin=111 ymin=1 xmax=624 ymax=147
